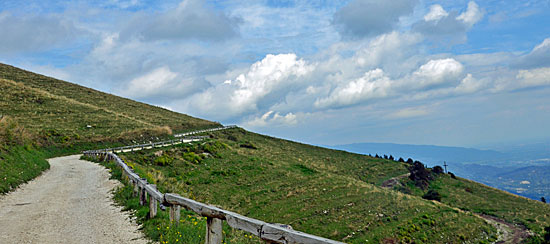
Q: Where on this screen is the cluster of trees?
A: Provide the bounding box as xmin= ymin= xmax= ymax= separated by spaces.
xmin=369 ymin=154 xmax=418 ymax=165
xmin=370 ymin=153 xmax=460 ymax=202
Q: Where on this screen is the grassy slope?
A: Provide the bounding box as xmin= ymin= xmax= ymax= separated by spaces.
xmin=2 ymin=63 xmax=549 ymax=242
xmin=0 ymin=63 xmax=218 ymax=194
xmin=0 ymin=63 xmax=219 ymax=140
xmin=0 ymin=145 xmax=49 ymax=194
xmin=0 ymin=117 xmax=49 ymax=194
xmin=120 ymin=128 xmax=497 ymax=243
xmin=399 ymin=175 xmax=550 ymax=234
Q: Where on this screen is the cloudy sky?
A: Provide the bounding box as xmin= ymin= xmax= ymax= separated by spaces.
xmin=1 ymin=0 xmax=550 ymax=148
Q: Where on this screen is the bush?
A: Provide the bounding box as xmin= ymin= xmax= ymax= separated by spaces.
xmin=448 ymin=172 xmax=457 ymax=179
xmin=154 ymin=154 xmax=174 ymax=166
xmin=423 ymin=189 xmax=442 ymax=201
xmin=0 ymin=116 xmax=33 ymax=147
xmin=239 ymin=141 xmax=257 ymax=149
xmin=409 ymin=161 xmax=432 ymax=189
xmin=432 ymin=166 xmax=444 ymax=174
xmin=202 ymin=140 xmax=228 ymax=154
xmin=183 ymin=152 xmax=202 ymax=164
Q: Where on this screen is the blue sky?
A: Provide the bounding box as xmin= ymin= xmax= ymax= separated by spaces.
xmin=1 ymin=0 xmax=550 ymax=148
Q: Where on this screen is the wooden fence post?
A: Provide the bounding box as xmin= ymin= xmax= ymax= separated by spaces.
xmin=205 ymin=217 xmax=223 ymax=244
xmin=139 ymin=186 xmax=146 ymax=206
xmin=169 ymin=205 xmax=181 ymax=224
xmin=149 ymin=196 xmax=157 ymax=219
xmin=133 ymin=182 xmax=139 ymax=197
xmin=148 ymin=184 xmax=158 ymax=218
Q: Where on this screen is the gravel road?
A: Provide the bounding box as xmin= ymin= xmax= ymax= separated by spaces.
xmin=0 ymin=155 xmax=147 ymax=244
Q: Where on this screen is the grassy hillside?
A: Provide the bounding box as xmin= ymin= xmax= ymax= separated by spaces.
xmin=119 ymin=128 xmax=499 ymax=243
xmin=2 ymin=63 xmax=550 ymax=243
xmin=0 ymin=63 xmax=219 ymax=143
xmin=398 ymin=173 xmax=550 ymax=235
xmin=0 ymin=63 xmax=218 ymax=194
xmin=0 ymin=116 xmax=49 ymax=194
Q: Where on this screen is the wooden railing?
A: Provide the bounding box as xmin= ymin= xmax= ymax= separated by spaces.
xmin=83 ymin=127 xmax=343 ymax=244
xmin=174 ymin=125 xmax=237 ymax=138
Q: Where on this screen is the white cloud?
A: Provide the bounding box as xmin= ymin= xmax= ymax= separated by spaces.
xmin=183 ymin=53 xmax=314 ymax=119
xmin=516 ymin=67 xmax=550 ymax=87
xmin=353 ymin=32 xmax=423 ymax=71
xmin=0 ymin=12 xmax=82 ymax=54
xmin=454 ymin=74 xmax=484 ymax=94
xmin=246 ymin=111 xmax=298 ymax=127
xmin=424 ymin=5 xmax=448 ymax=22
xmin=333 ymin=0 xmax=418 ymax=38
xmin=313 ymin=58 xmax=467 ymax=110
xmin=412 ymin=1 xmax=483 ymax=45
xmin=456 ymin=1 xmax=483 ymax=27
xmin=123 ymin=66 xmax=178 ymax=98
xmin=411 ymin=58 xmax=464 ymax=88
xmin=315 ymin=68 xmax=392 ymax=109
xmin=517 ymin=37 xmax=550 ymax=68
xmin=387 ymin=107 xmax=430 ymax=119
xmin=533 ymin=38 xmax=550 ymax=53
xmin=122 ymin=0 xmax=241 ymax=42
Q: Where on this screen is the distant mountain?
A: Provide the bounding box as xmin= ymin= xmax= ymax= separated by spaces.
xmin=329 ymin=142 xmax=507 ymax=167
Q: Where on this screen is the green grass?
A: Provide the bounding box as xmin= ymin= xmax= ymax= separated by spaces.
xmin=0 ymin=63 xmax=220 ymax=144
xmin=0 ymin=145 xmax=49 ymax=194
xmin=0 ymin=62 xmax=218 ymax=195
xmin=84 ymin=155 xmax=264 ymax=244
xmin=0 ymin=117 xmax=49 ymax=194
xmin=398 ymin=174 xmax=550 ymax=236
xmin=118 ymin=128 xmax=497 ymax=243
xmin=3 ymin=62 xmax=550 ymax=243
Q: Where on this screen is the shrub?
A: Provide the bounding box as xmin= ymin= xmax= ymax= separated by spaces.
xmin=0 ymin=116 xmax=33 ymax=148
xmin=409 ymin=161 xmax=432 ymax=189
xmin=432 ymin=166 xmax=444 ymax=174
xmin=154 ymin=154 xmax=174 ymax=166
xmin=423 ymin=189 xmax=442 ymax=201
xmin=448 ymin=172 xmax=457 ymax=179
xmin=202 ymin=140 xmax=228 ymax=154
xmin=183 ymin=152 xmax=202 ymax=164
xmin=239 ymin=141 xmax=257 ymax=149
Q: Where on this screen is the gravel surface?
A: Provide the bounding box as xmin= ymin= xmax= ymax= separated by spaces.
xmin=0 ymin=155 xmax=148 ymax=244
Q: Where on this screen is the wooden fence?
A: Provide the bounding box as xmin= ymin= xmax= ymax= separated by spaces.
xmin=83 ymin=127 xmax=344 ymax=244
xmin=174 ymin=125 xmax=238 ymax=138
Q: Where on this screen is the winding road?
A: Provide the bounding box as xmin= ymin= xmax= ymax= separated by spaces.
xmin=0 ymin=155 xmax=146 ymax=244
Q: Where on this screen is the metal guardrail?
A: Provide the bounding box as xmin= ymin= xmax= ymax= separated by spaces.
xmin=82 ymin=127 xmax=344 ymax=244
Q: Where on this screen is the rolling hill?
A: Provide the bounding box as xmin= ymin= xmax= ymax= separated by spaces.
xmin=0 ymin=63 xmax=219 ymax=143
xmin=331 ymin=142 xmax=550 ymax=200
xmin=1 ymin=63 xmax=550 ymax=243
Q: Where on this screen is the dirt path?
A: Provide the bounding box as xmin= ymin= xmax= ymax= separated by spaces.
xmin=0 ymin=155 xmax=147 ymax=244
xmin=477 ymin=214 xmax=531 ymax=244
xmin=381 ymin=173 xmax=410 ymax=188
